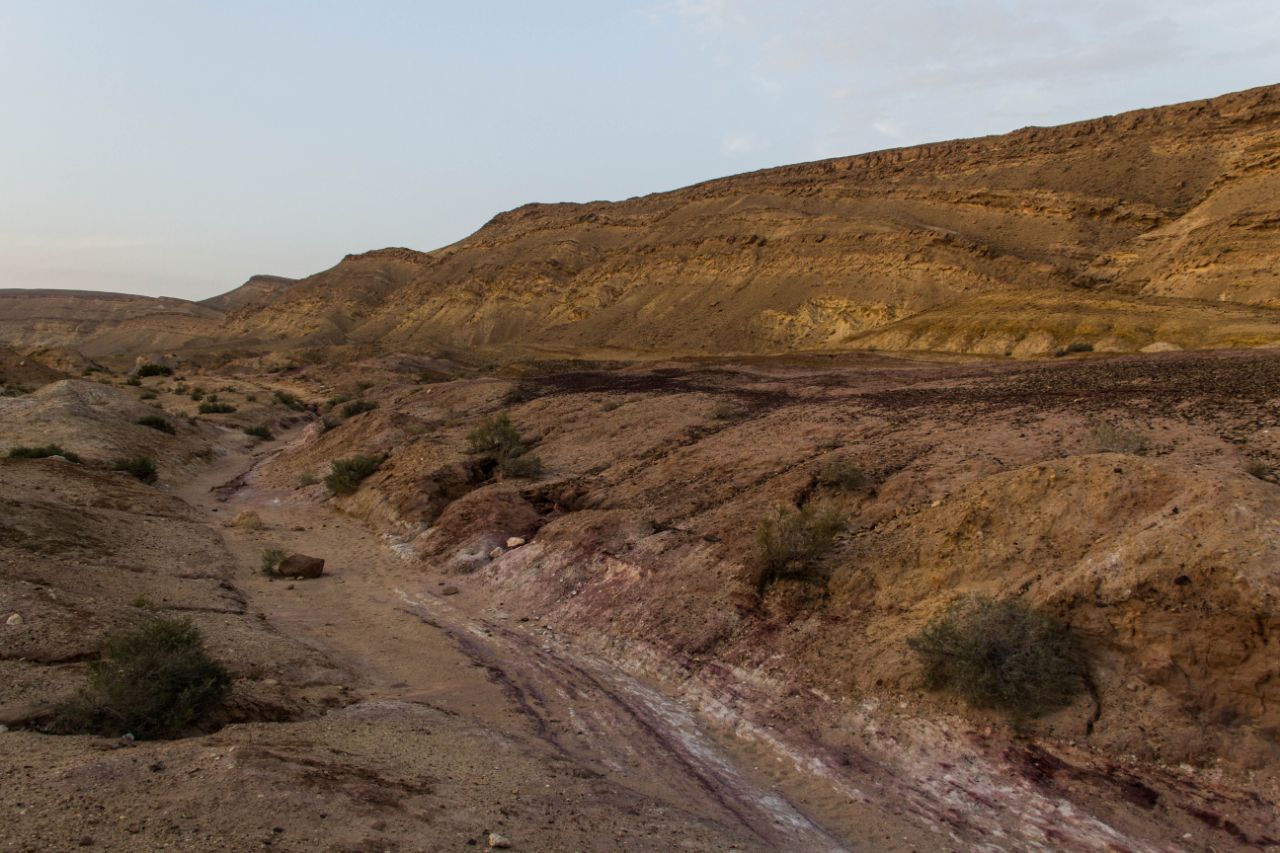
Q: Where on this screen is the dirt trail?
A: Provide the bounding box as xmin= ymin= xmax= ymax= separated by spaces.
xmin=176 ymin=429 xmax=881 ymax=852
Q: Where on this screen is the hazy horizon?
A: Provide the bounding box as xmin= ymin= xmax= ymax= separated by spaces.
xmin=2 ymin=1 xmax=1277 ymax=301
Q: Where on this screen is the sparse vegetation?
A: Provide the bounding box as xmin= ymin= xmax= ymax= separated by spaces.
xmin=341 ymin=399 xmax=378 ymax=418
xmin=8 ymin=444 xmax=82 ymax=464
xmin=324 ymin=454 xmax=383 ymax=495
xmin=755 ymin=502 xmax=844 ymax=592
xmin=1056 ymin=342 xmax=1095 ymax=356
xmin=244 ymin=425 xmax=273 ymax=440
xmin=53 ymin=617 xmax=229 ymax=740
xmin=198 ymin=401 xmax=237 ymax=414
xmin=274 ymin=390 xmax=306 ymax=411
xmin=908 ymin=595 xmax=1088 ymax=718
xmin=1089 ymin=421 xmax=1150 ymax=455
xmin=815 ymin=457 xmax=872 ymax=492
xmin=137 ymin=415 xmax=176 ymax=434
xmin=135 ymin=363 xmax=172 ymax=377
xmin=711 ymin=400 xmax=740 ymax=420
xmin=125 ymin=376 xmax=142 ymax=387
xmin=140 ymin=389 xmax=158 ymax=400
xmin=129 ymin=595 xmax=157 ymax=610
xmin=466 ymin=413 xmax=542 ymax=479
xmin=189 ymin=387 xmax=205 ymax=401
xmin=298 ymin=469 xmax=319 ymax=487
xmin=261 ymin=548 xmax=285 ymax=576
xmin=113 ymin=456 xmax=158 ymax=483
xmin=1245 ymin=458 xmax=1276 ymax=482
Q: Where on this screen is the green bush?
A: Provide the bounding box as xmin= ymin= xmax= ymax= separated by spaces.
xmin=815 ymin=457 xmax=872 ymax=492
xmin=261 ymin=548 xmax=285 ymax=576
xmin=137 ymin=415 xmax=176 ymax=435
xmin=244 ymin=425 xmax=273 ymax=440
xmin=198 ymin=401 xmax=236 ymax=414
xmin=466 ymin=413 xmax=541 ymax=480
xmin=135 ymin=363 xmax=172 ymax=377
xmin=324 ymin=454 xmax=383 ymax=496
xmin=54 ymin=617 xmax=229 ymax=739
xmin=273 ymin=390 xmax=306 ymax=411
xmin=1245 ymin=459 xmax=1275 ymax=482
xmin=8 ymin=444 xmax=82 ymax=464
xmin=755 ymin=502 xmax=844 ymax=592
xmin=908 ymin=596 xmax=1088 ymax=717
xmin=113 ymin=456 xmax=158 ymax=483
xmin=341 ymin=399 xmax=378 ymax=418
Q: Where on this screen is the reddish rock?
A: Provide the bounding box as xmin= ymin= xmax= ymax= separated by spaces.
xmin=276 ymin=553 xmax=324 ymax=579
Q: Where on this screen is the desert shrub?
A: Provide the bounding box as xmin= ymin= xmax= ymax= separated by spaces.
xmin=1089 ymin=422 xmax=1149 ymax=455
xmin=198 ymin=401 xmax=236 ymax=414
xmin=244 ymin=425 xmax=273 ymax=440
xmin=130 ymin=595 xmax=157 ymax=610
xmin=137 ymin=415 xmax=175 ymax=434
xmin=273 ymin=390 xmax=306 ymax=411
xmin=500 ymin=454 xmax=543 ymax=479
xmin=189 ymin=387 xmax=205 ymax=401
xmin=908 ymin=595 xmax=1088 ymax=717
xmin=298 ymin=469 xmax=319 ymax=487
xmin=325 ymin=393 xmax=353 ymax=409
xmin=140 ymin=389 xmax=157 ymax=400
xmin=467 ymin=413 xmax=525 ymax=457
xmin=341 ymin=399 xmax=378 ymax=418
xmin=815 ymin=457 xmax=872 ymax=492
xmin=53 ymin=617 xmax=229 ymax=739
xmin=125 ymin=376 xmax=142 ymax=387
xmin=1245 ymin=459 xmax=1275 ymax=482
xmin=173 ymin=382 xmax=188 ymax=394
xmin=8 ymin=444 xmax=82 ymax=464
xmin=135 ymin=363 xmax=172 ymax=377
xmin=711 ymin=400 xmax=740 ymax=420
xmin=755 ymin=502 xmax=844 ymax=592
xmin=113 ymin=456 xmax=158 ymax=483
xmin=1064 ymin=342 xmax=1094 ymax=354
xmin=324 ymin=454 xmax=383 ymax=496
xmin=261 ymin=548 xmax=285 ymax=576
xmin=466 ymin=413 xmax=542 ymax=480
xmin=244 ymin=393 xmax=256 ymax=402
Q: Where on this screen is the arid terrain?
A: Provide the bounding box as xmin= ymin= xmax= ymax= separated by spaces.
xmin=3 ymin=83 xmax=1280 ymax=852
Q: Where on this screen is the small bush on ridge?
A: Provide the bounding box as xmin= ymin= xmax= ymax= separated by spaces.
xmin=135 ymin=363 xmax=172 ymax=377
xmin=198 ymin=401 xmax=236 ymax=414
xmin=324 ymin=454 xmax=383 ymax=495
xmin=908 ymin=595 xmax=1088 ymax=718
xmin=137 ymin=415 xmax=176 ymax=435
xmin=244 ymin=425 xmax=273 ymax=440
xmin=341 ymin=399 xmax=378 ymax=418
xmin=53 ymin=617 xmax=229 ymax=740
xmin=113 ymin=456 xmax=158 ymax=483
xmin=755 ymin=502 xmax=844 ymax=593
xmin=8 ymin=444 xmax=82 ymax=464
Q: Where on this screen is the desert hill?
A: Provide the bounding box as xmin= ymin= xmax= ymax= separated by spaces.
xmin=3 ymin=84 xmax=1280 ymax=362
xmin=0 ymin=289 xmax=224 ymax=357
xmin=211 ymin=83 xmax=1280 ymax=359
xmin=199 ymin=274 xmax=297 ymax=313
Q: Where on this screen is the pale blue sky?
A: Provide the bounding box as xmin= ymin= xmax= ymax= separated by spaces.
xmin=1 ymin=1 xmax=1277 ymax=299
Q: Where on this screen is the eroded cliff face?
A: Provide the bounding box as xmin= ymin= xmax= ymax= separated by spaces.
xmin=215 ymin=84 xmax=1280 ymax=358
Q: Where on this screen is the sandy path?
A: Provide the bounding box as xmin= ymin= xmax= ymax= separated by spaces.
xmin=176 ymin=428 xmax=860 ymax=852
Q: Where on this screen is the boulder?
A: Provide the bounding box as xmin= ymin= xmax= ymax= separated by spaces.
xmin=505 ymin=536 xmax=526 ymax=548
xmin=276 ymin=554 xmax=325 ymax=579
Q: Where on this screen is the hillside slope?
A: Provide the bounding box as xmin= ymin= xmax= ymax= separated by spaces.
xmin=219 ymin=84 xmax=1280 ymax=358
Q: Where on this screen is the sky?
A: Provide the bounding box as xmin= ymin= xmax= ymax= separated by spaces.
xmin=1 ymin=1 xmax=1277 ymax=300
